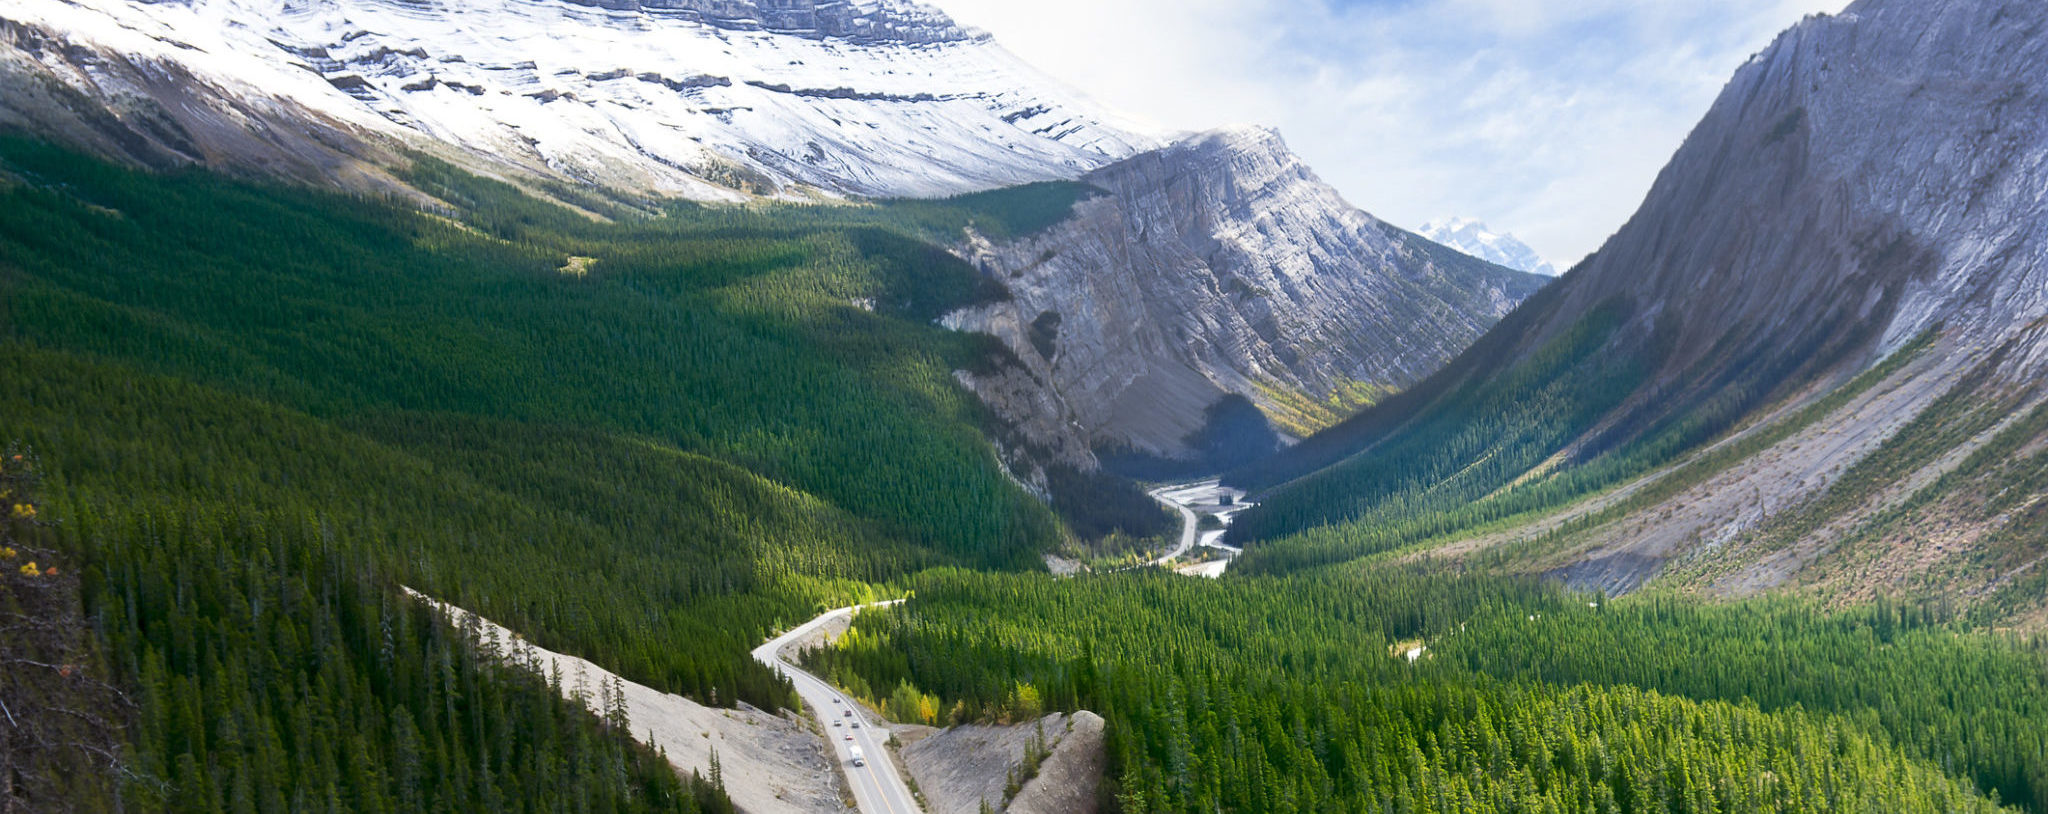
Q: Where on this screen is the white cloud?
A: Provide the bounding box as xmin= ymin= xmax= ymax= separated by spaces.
xmin=929 ymin=0 xmax=1847 ymax=265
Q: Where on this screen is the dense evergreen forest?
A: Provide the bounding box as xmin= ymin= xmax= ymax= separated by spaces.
xmin=3 ymin=451 xmax=729 ymax=812
xmin=0 ymin=137 xmax=1168 ymax=807
xmin=7 ymin=134 xmax=2037 ymax=814
xmin=808 ymin=568 xmax=2048 ymax=813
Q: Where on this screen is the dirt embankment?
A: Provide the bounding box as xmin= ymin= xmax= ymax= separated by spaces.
xmin=409 ymin=590 xmax=850 ymax=814
xmin=1008 ymin=711 xmax=1106 ymax=814
xmin=900 ymin=711 xmax=1106 ymax=814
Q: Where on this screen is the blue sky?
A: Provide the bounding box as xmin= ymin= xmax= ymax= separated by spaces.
xmin=930 ymin=0 xmax=1849 ymax=266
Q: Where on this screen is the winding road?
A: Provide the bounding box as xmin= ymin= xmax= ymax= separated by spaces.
xmin=1149 ymin=479 xmax=1249 ymax=575
xmin=751 ymin=602 xmax=919 ymax=814
xmin=752 ymin=481 xmax=1253 ymax=813
xmin=1149 ymin=482 xmax=1204 ymax=566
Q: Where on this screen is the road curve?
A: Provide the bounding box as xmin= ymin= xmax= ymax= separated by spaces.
xmin=1149 ymin=480 xmax=1249 ymax=576
xmin=751 ymin=602 xmax=920 ymax=814
xmin=1149 ymin=481 xmax=1204 ymax=566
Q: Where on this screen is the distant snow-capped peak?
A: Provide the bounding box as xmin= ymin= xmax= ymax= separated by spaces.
xmin=1419 ymin=218 xmax=1557 ymax=276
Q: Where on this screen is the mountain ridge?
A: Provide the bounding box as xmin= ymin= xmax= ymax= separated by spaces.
xmin=1226 ymin=0 xmax=2048 ymax=618
xmin=944 ymin=125 xmax=1547 ymax=471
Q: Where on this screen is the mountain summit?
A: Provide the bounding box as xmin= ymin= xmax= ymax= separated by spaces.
xmin=1419 ymin=218 xmax=1557 ymax=276
xmin=948 ymin=126 xmax=1546 ymax=469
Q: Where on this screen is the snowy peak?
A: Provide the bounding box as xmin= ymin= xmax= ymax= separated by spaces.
xmin=1419 ymin=218 xmax=1557 ymax=276
xmin=0 ymin=0 xmax=1162 ymax=200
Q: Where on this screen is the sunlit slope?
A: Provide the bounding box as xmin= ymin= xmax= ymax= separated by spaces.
xmin=0 ymin=137 xmax=1072 ymax=708
xmin=1225 ymin=0 xmax=2048 ymax=612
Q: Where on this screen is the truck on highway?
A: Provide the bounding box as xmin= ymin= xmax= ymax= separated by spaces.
xmin=848 ymin=746 xmax=866 ymax=767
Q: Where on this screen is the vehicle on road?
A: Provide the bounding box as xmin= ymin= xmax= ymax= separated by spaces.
xmin=844 ymin=734 xmax=854 ymax=741
xmin=849 ymin=746 xmax=866 ymax=767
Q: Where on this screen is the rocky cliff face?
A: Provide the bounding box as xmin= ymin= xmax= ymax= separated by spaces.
xmin=557 ymin=0 xmax=971 ymax=45
xmin=1542 ymin=0 xmax=2048 ymax=600
xmin=1521 ymin=0 xmax=2048 ymax=395
xmin=0 ymin=0 xmax=1156 ymax=201
xmin=946 ymin=127 xmax=1547 ymax=465
xmin=1234 ymin=0 xmax=2048 ymax=611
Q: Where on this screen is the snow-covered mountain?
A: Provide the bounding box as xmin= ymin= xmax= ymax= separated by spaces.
xmin=1419 ymin=218 xmax=1557 ymax=276
xmin=0 ymin=0 xmax=1159 ymax=199
xmin=0 ymin=0 xmax=1554 ymax=487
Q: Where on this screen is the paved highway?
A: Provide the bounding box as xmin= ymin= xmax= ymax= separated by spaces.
xmin=1149 ymin=481 xmax=1205 ymax=566
xmin=751 ymin=602 xmax=920 ymax=814
xmin=1150 ymin=479 xmax=1250 ymax=575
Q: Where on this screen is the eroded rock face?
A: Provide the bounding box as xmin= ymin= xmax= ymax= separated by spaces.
xmin=1541 ymin=0 xmax=2048 ymax=594
xmin=564 ymin=0 xmax=972 ymax=45
xmin=946 ymin=127 xmax=1546 ymax=462
xmin=1241 ymin=0 xmax=2048 ymax=600
xmin=1529 ymin=0 xmax=2048 ymax=390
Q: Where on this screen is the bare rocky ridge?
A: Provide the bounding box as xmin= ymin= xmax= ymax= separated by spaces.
xmin=899 ymin=711 xmax=1105 ymax=814
xmin=0 ymin=18 xmax=412 ymax=196
xmin=946 ymin=127 xmax=1547 ymax=462
xmin=1531 ymin=0 xmax=2048 ymax=598
xmin=1322 ymin=0 xmax=2048 ymax=609
xmin=1528 ymin=0 xmax=2048 ymax=387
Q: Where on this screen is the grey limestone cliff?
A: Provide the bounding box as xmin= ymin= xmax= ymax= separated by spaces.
xmin=1242 ymin=0 xmax=2048 ymax=603
xmin=946 ymin=127 xmax=1547 ymax=464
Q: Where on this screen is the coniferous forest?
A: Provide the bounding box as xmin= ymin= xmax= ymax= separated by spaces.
xmin=5 ymin=134 xmax=2047 ymax=814
xmin=0 ymin=137 xmax=1147 ymax=809
xmin=807 ymin=569 xmax=2048 ymax=813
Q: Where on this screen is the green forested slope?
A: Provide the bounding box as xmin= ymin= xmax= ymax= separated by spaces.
xmin=1222 ymin=269 xmax=1935 ymax=578
xmin=808 ymin=569 xmax=2048 ymax=813
xmin=0 ymin=136 xmax=1085 ymax=705
xmin=5 ymin=452 xmax=730 ymax=813
xmin=0 ymin=138 xmax=1150 ymax=807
